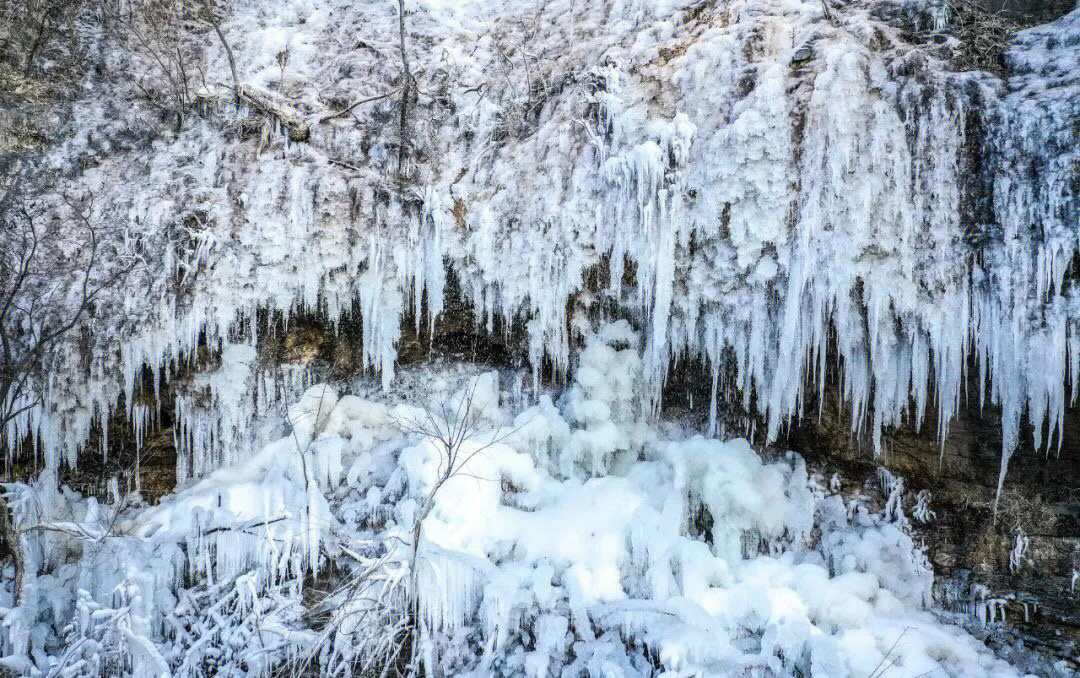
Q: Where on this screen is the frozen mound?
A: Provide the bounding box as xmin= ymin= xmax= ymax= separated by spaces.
xmin=0 ymin=325 xmax=1028 ymax=676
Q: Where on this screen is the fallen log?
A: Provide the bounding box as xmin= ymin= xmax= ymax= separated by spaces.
xmin=237 ymin=83 xmax=310 ymax=142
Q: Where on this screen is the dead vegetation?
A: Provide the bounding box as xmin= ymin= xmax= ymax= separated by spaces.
xmin=101 ymin=0 xmax=220 ymax=128
xmin=940 ymin=0 xmax=1031 ymax=73
xmin=0 ymin=0 xmax=93 ymax=152
xmin=895 ymin=0 xmax=1074 ymax=74
xmin=0 ymin=0 xmax=242 ymax=146
xmin=0 ymin=0 xmax=89 ymax=84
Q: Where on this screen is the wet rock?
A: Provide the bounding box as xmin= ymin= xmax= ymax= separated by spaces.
xmin=791 ymin=44 xmax=815 ymax=64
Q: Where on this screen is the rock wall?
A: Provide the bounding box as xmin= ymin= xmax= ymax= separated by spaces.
xmin=786 ymin=375 xmax=1080 ymax=671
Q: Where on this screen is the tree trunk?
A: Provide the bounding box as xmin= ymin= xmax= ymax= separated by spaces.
xmin=396 ymin=0 xmax=412 ymax=177
xmin=0 ymin=493 xmax=24 ymax=607
xmin=238 ymin=83 xmax=310 ymax=142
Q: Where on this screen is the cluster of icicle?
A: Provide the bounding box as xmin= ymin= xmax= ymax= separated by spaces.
xmin=6 ymin=0 xmax=1079 ymax=502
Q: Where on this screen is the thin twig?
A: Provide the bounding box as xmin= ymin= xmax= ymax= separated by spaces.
xmin=318 ymin=88 xmax=399 ymax=123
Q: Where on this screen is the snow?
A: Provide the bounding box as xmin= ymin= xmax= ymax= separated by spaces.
xmin=0 ymin=325 xmax=1032 ymax=675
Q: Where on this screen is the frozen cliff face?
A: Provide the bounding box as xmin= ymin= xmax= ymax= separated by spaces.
xmin=979 ymin=6 xmax=1080 ymax=496
xmin=6 ymin=0 xmax=1079 ymax=498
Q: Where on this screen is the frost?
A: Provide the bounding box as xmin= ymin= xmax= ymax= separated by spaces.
xmin=876 ymin=467 xmax=907 ymax=527
xmin=2 ymin=0 xmax=1078 ymax=673
xmin=913 ymin=489 xmax=936 ymax=524
xmin=7 ymin=0 xmax=1075 ymax=510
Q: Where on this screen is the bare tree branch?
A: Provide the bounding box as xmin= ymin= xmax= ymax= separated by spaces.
xmin=198 ymin=0 xmax=239 ymax=101
xmin=0 ymin=163 xmax=127 ymax=608
xmin=317 ymin=87 xmax=399 ymax=124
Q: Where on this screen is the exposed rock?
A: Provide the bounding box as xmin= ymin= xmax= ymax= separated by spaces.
xmin=790 ymin=44 xmax=816 ymax=63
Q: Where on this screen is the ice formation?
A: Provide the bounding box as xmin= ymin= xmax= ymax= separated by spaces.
xmin=3 ymin=0 xmax=1076 ymax=505
xmin=0 ymin=325 xmax=1028 ymax=675
xmin=2 ymin=0 xmax=1079 ymax=672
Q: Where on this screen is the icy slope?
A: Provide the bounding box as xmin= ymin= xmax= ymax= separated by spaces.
xmin=0 ymin=325 xmax=1029 ymax=676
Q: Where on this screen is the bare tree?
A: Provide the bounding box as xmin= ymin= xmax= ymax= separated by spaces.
xmin=99 ymin=0 xmax=214 ymax=128
xmin=294 ymin=376 xmax=527 ymax=677
xmin=394 ymin=379 xmax=495 ymax=569
xmin=0 ymin=0 xmax=87 ymax=78
xmin=388 ymin=375 xmax=532 ymax=674
xmin=0 ymin=160 xmax=121 ymax=606
xmin=197 ymin=0 xmax=238 ymax=99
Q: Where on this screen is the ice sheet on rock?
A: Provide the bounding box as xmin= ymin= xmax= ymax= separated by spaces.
xmin=17 ymin=0 xmax=1077 ymax=506
xmin=4 ymin=1 xmax=1080 ymax=672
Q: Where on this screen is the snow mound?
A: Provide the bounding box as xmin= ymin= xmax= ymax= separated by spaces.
xmin=0 ymin=325 xmax=1026 ymax=676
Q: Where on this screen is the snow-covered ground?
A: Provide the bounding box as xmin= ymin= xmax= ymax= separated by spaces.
xmin=0 ymin=325 xmax=1044 ymax=675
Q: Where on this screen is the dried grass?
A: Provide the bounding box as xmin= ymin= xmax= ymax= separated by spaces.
xmin=940 ymin=0 xmax=1039 ymax=73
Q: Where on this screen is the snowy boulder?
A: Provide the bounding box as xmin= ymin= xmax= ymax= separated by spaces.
xmin=449 ymin=370 xmax=501 ymax=423
xmin=323 ymin=394 xmax=392 ymax=448
xmin=286 ymin=384 xmax=339 ymax=443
